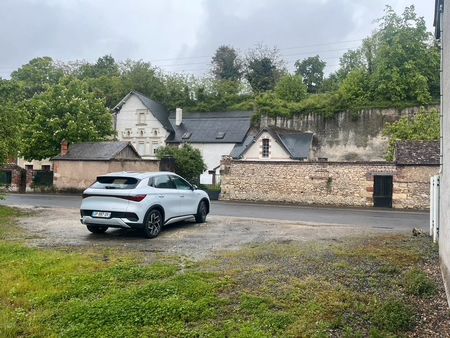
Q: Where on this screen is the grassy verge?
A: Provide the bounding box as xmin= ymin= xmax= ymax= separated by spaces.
xmin=0 ymin=206 xmax=445 ymax=337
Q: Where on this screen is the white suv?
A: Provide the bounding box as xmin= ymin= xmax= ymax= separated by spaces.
xmin=80 ymin=172 xmax=210 ymax=238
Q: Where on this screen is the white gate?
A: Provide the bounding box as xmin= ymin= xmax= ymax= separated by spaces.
xmin=430 ymin=175 xmax=440 ymax=243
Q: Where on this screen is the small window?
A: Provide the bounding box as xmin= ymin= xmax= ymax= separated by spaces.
xmin=152 ymin=141 xmax=160 ymax=155
xmin=137 ymin=142 xmax=145 ymax=154
xmin=25 ymin=165 xmax=33 ymax=170
xmin=182 ymin=132 xmax=192 ymax=140
xmin=0 ymin=171 xmax=12 ymax=186
xmin=124 ymin=129 xmax=132 ymax=137
xmin=171 ymin=176 xmax=192 ymax=190
xmin=139 ymin=129 xmax=145 ymax=136
xmin=216 ymin=131 xmax=226 ymax=139
xmin=152 ymin=128 xmax=159 ymax=136
xmin=41 ymin=165 xmax=51 ymax=171
xmin=138 ymin=112 xmax=146 ymax=124
xmin=154 ymin=175 xmax=176 ymax=189
xmin=262 ymin=138 xmax=270 ymax=158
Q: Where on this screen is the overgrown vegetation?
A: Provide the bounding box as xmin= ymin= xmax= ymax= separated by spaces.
xmin=0 ymin=5 xmax=439 ymax=161
xmin=383 ymin=109 xmax=440 ymax=161
xmin=156 ymin=144 xmax=207 ymax=185
xmin=0 ymin=206 xmax=445 ymax=337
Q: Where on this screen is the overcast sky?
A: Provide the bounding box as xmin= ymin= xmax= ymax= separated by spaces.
xmin=0 ymin=0 xmax=435 ymax=78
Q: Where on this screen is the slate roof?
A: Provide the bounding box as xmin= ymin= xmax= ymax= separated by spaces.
xmin=166 ymin=111 xmax=254 ymax=144
xmin=232 ymin=126 xmax=314 ymax=160
xmin=114 ymin=91 xmax=173 ymax=132
xmin=52 ymin=142 xmax=141 ymax=161
xmin=395 ymin=141 xmax=440 ymax=165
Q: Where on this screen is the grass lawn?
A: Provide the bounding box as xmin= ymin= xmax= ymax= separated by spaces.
xmin=0 ymin=206 xmax=447 ymax=337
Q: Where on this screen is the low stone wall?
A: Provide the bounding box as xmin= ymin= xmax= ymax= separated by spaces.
xmin=220 ymin=160 xmax=438 ymax=209
xmin=0 ymin=164 xmax=25 ymax=193
xmin=53 ymin=160 xmax=160 ymax=191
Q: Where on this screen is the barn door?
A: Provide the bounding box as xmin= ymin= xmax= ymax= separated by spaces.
xmin=373 ymin=175 xmax=393 ymax=208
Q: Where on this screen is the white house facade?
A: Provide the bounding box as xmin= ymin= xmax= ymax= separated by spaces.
xmin=114 ymin=92 xmax=173 ymax=159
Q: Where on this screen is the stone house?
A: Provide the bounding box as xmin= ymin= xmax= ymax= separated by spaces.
xmin=220 ymin=140 xmax=439 ymax=210
xmin=230 ymin=126 xmax=316 ymax=161
xmin=52 ymin=141 xmax=159 ymax=190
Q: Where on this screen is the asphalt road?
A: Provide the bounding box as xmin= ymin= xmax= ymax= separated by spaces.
xmin=0 ymin=193 xmax=429 ymax=231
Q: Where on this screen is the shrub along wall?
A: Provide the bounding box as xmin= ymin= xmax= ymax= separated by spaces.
xmin=220 ymin=159 xmax=438 ymax=209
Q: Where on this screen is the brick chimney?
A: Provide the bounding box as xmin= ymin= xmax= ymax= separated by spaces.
xmin=60 ymin=139 xmax=69 ymax=156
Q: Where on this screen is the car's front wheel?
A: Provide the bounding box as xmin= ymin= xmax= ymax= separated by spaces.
xmin=86 ymin=225 xmax=108 ymax=234
xmin=195 ymin=200 xmax=208 ymax=223
xmin=143 ymin=209 xmax=163 ymax=238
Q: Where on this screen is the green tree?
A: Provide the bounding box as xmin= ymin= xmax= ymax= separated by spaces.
xmin=294 ymin=55 xmax=326 ymax=93
xmin=21 ymin=77 xmax=114 ymax=160
xmin=337 ymin=49 xmax=365 ymax=79
xmin=369 ymin=5 xmax=439 ymax=104
xmin=245 ymin=45 xmax=284 ymax=93
xmin=338 ymin=69 xmax=370 ymax=106
xmin=78 ymin=55 xmax=120 ymax=79
xmin=121 ymin=60 xmax=166 ymax=103
xmin=0 ymin=102 xmax=23 ymax=165
xmin=156 ymin=144 xmax=206 ymax=185
xmin=275 ymin=74 xmax=308 ymax=102
xmin=11 ymin=57 xmax=64 ymax=96
xmin=211 ymin=45 xmax=243 ymax=81
xmin=383 ymin=109 xmax=440 ymax=161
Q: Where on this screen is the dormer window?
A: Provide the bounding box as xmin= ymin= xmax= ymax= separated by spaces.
xmin=216 ymin=131 xmax=226 ymax=139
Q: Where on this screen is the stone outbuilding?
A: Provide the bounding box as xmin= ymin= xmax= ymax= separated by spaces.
xmin=52 ymin=141 xmax=159 ymax=191
xmin=220 ymin=140 xmax=440 ymax=210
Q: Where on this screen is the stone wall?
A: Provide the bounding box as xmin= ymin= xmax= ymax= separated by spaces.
xmin=220 ymin=160 xmax=438 ymax=209
xmin=261 ymin=106 xmax=439 ymax=161
xmin=53 ymin=159 xmax=159 ymax=191
xmin=0 ymin=165 xmax=25 ymax=193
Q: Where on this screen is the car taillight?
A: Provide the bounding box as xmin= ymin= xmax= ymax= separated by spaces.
xmin=126 ymin=195 xmax=146 ymax=202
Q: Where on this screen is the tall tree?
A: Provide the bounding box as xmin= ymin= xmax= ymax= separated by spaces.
xmin=78 ymin=55 xmax=120 ymax=79
xmin=337 ymin=49 xmax=365 ymax=79
xmin=245 ymin=45 xmax=284 ymax=93
xmin=294 ymin=55 xmax=326 ymax=93
xmin=368 ymin=5 xmax=439 ymax=104
xmin=211 ymin=45 xmax=243 ymax=81
xmin=11 ymin=57 xmax=64 ymax=96
xmin=20 ymin=77 xmax=114 ymax=160
xmin=275 ymin=74 xmax=308 ymax=102
xmin=121 ymin=60 xmax=166 ymax=103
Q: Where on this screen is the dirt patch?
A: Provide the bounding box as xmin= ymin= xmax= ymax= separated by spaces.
xmin=16 ymin=207 xmax=407 ymax=260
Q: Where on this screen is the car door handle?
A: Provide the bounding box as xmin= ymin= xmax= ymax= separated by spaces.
xmin=158 ymin=195 xmax=164 ymax=198
xmin=180 ymin=195 xmax=185 ymax=198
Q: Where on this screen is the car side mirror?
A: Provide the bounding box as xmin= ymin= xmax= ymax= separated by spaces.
xmin=192 ymin=185 xmax=198 ymax=190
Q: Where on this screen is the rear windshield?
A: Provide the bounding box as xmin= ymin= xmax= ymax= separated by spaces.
xmin=91 ymin=176 xmax=140 ymax=190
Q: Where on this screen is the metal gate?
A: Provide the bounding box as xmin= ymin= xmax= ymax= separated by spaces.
xmin=373 ymin=175 xmax=393 ymax=208
xmin=33 ymin=170 xmax=54 ymax=187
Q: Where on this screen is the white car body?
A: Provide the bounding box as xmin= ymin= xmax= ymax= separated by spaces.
xmin=80 ymin=171 xmax=210 ymax=237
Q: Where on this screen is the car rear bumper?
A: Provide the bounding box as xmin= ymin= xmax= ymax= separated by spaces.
xmin=80 ymin=216 xmax=144 ymax=229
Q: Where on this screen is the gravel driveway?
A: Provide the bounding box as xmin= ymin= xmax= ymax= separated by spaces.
xmin=14 ymin=207 xmax=412 ymax=260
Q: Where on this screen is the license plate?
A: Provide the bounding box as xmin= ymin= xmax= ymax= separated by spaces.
xmin=92 ymin=211 xmax=111 ymax=218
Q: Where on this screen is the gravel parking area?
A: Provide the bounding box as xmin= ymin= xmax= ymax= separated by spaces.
xmin=16 ymin=207 xmax=407 ymax=260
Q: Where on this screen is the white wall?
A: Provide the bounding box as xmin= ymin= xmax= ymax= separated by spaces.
xmin=439 ymin=1 xmax=450 ymax=305
xmin=242 ymin=132 xmax=292 ymax=161
xmin=115 ymin=94 xmax=170 ymax=159
xmin=191 ymin=143 xmax=236 ymax=184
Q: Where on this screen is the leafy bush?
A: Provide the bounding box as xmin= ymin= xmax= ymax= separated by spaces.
xmin=372 ymin=299 xmax=415 ymax=333
xmin=404 ymin=269 xmax=437 ymax=297
xmin=156 ymin=144 xmax=206 ymax=185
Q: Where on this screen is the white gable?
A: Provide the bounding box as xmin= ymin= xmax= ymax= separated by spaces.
xmin=115 ymin=93 xmax=169 ymax=159
xmin=242 ymin=131 xmax=292 ymax=160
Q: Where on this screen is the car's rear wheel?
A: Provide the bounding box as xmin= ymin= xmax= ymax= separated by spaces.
xmin=195 ymin=200 xmax=208 ymax=223
xmin=86 ymin=224 xmax=108 ymax=234
xmin=143 ymin=209 xmax=163 ymax=238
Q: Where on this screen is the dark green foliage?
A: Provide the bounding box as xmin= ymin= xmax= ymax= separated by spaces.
xmin=20 ymin=77 xmax=114 ymax=161
xmin=295 ymin=55 xmax=326 ymax=93
xmin=383 ymin=109 xmax=440 ymax=161
xmin=156 ymin=144 xmax=207 ymax=185
xmin=245 ymin=45 xmax=284 ymax=93
xmin=211 ymin=45 xmax=243 ymax=81
xmin=275 ymin=74 xmax=308 ymax=102
xmin=404 ymin=269 xmax=437 ymax=297
xmin=372 ymin=299 xmax=415 ymax=333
